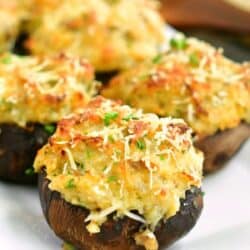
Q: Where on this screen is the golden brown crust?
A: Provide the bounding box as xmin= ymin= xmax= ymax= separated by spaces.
xmin=0 ymin=52 xmax=98 ymax=183
xmin=102 ymin=37 xmax=250 ymax=173
xmin=34 ymin=96 xmax=203 ymax=249
xmin=25 ymin=0 xmax=166 ymax=72
xmin=0 ymin=53 xmax=98 ymax=126
xmin=102 ymin=37 xmax=250 ymax=138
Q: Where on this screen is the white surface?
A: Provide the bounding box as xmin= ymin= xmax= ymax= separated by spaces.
xmin=0 ymin=140 xmax=249 ymax=250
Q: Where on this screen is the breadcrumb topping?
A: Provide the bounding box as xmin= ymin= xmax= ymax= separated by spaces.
xmin=0 ymin=53 xmax=99 ymax=126
xmin=25 ymin=0 xmax=166 ymax=71
xmin=34 ymin=96 xmax=203 ymax=250
xmin=102 ymin=37 xmax=250 ymax=138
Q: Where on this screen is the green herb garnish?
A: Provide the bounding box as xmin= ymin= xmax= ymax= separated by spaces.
xmin=138 ymin=74 xmax=150 ymax=81
xmin=25 ymin=168 xmax=35 ymax=176
xmin=115 ymin=149 xmax=121 ymax=157
xmin=1 ymin=56 xmax=12 ymax=64
xmin=63 ymin=242 xmax=76 ymax=250
xmin=86 ymin=148 xmax=92 ymax=158
xmin=122 ymin=114 xmax=139 ymax=121
xmin=65 ymin=178 xmax=76 ymax=189
xmin=104 ymin=112 xmax=118 ymax=126
xmin=159 ymin=155 xmax=165 ymax=161
xmin=107 ymin=175 xmax=118 ymax=183
xmin=189 ymin=53 xmax=199 ymax=67
xmin=44 ymin=124 xmax=56 ymax=135
xmin=105 ymin=0 xmax=120 ymax=4
xmin=136 ymin=139 xmax=146 ymax=150
xmin=108 ymin=135 xmax=115 ymax=143
xmin=152 ymin=54 xmax=163 ymax=64
xmin=170 ymin=37 xmax=188 ymax=50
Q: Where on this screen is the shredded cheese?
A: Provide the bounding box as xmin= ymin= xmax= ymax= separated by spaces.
xmin=64 ymin=148 xmax=78 ymax=171
xmin=0 ymin=53 xmax=99 ymax=126
xmin=124 ymin=211 xmax=146 ymax=224
xmin=34 ymin=96 xmax=203 ymax=250
xmin=85 ymin=204 xmax=121 ymax=223
xmin=25 ymin=0 xmax=166 ymax=71
xmin=102 ymin=37 xmax=250 ymax=138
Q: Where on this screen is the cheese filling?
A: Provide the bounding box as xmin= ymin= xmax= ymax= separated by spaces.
xmin=26 ymin=0 xmax=166 ymax=71
xmin=0 ymin=53 xmax=99 ymax=126
xmin=34 ymin=97 xmax=203 ymax=250
xmin=102 ymin=37 xmax=250 ymax=138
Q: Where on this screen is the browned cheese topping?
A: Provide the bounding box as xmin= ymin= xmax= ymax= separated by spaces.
xmin=0 ymin=53 xmax=99 ymax=126
xmin=102 ymin=37 xmax=250 ymax=139
xmin=35 ymin=96 xmax=203 ymax=250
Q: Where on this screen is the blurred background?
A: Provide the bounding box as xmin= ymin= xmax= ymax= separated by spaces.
xmin=160 ymin=0 xmax=250 ymax=61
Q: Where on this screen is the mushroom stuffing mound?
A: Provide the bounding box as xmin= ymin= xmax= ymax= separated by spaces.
xmin=35 ymin=96 xmax=203 ymax=250
xmin=102 ymin=37 xmax=250 ymax=173
xmin=25 ymin=0 xmax=166 ymax=72
xmin=0 ymin=53 xmax=99 ymax=183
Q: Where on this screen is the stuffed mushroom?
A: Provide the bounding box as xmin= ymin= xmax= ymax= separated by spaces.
xmin=34 ymin=96 xmax=203 ymax=250
xmin=25 ymin=0 xmax=166 ymax=73
xmin=102 ymin=37 xmax=250 ymax=174
xmin=0 ymin=53 xmax=99 ymax=183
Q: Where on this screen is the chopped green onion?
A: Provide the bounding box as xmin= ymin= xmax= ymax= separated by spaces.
xmin=170 ymin=37 xmax=188 ymax=50
xmin=136 ymin=139 xmax=146 ymax=150
xmin=25 ymin=168 xmax=35 ymax=176
xmin=63 ymin=242 xmax=76 ymax=250
xmin=107 ymin=175 xmax=118 ymax=183
xmin=115 ymin=149 xmax=121 ymax=157
xmin=123 ymin=114 xmax=133 ymax=121
xmin=108 ymin=135 xmax=115 ymax=143
xmin=106 ymin=0 xmax=120 ymax=4
xmin=189 ymin=53 xmax=199 ymax=67
xmin=86 ymin=148 xmax=91 ymax=158
xmin=1 ymin=56 xmax=12 ymax=64
xmin=104 ymin=112 xmax=118 ymax=126
xmin=44 ymin=124 xmax=56 ymax=135
xmin=152 ymin=54 xmax=163 ymax=64
xmin=122 ymin=114 xmax=139 ymax=121
xmin=159 ymin=155 xmax=165 ymax=161
xmin=138 ymin=74 xmax=150 ymax=81
xmin=65 ymin=178 xmax=76 ymax=189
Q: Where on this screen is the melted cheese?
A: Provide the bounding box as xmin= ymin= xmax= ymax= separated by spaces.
xmin=0 ymin=53 xmax=99 ymax=126
xmin=26 ymin=0 xmax=166 ymax=71
xmin=34 ymin=96 xmax=203 ymax=249
xmin=102 ymin=37 xmax=250 ymax=138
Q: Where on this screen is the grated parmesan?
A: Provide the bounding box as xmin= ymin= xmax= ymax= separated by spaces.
xmin=0 ymin=53 xmax=99 ymax=126
xmin=34 ymin=97 xmax=203 ymax=250
xmin=26 ymin=0 xmax=167 ymax=72
xmin=103 ymin=37 xmax=250 ymax=138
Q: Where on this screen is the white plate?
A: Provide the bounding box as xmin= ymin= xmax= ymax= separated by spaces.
xmin=1 ymin=140 xmax=249 ymax=250
xmin=1 ymin=26 xmax=250 ymax=250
